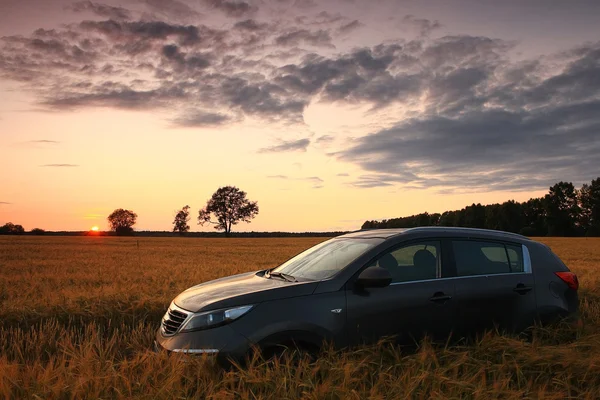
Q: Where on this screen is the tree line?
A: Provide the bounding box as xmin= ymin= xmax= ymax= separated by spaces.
xmin=362 ymin=178 xmax=600 ymax=237
xmin=1 ymin=186 xmax=258 ymax=236
xmin=108 ymin=186 xmax=259 ymax=236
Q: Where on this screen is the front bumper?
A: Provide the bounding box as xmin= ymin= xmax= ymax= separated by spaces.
xmin=155 ymin=323 xmax=252 ymax=362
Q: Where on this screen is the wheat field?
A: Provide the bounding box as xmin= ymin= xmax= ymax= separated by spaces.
xmin=1 ymin=236 xmax=599 ymax=399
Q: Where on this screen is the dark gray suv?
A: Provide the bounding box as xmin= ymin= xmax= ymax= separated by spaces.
xmin=156 ymin=227 xmax=579 ymax=361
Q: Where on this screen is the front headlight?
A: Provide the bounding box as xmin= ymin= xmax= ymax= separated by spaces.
xmin=179 ymin=305 xmax=254 ymax=332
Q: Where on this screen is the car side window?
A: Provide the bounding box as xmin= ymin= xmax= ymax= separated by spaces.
xmin=452 ymin=240 xmax=525 ymax=276
xmin=370 ymin=241 xmax=440 ymax=283
xmin=506 ymin=244 xmax=524 ymax=272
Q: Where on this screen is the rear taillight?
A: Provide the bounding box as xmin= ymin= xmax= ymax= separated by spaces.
xmin=555 ymin=272 xmax=579 ymax=290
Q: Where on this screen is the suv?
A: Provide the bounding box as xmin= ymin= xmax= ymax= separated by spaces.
xmin=156 ymin=227 xmax=579 ymax=361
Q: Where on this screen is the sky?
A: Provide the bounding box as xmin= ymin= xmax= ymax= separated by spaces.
xmin=0 ymin=0 xmax=599 ymax=232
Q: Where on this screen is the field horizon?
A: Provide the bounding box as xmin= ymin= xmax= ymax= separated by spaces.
xmin=1 ymin=236 xmax=600 ymax=399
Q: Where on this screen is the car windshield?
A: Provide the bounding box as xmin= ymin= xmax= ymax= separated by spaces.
xmin=271 ymin=238 xmax=382 ymax=281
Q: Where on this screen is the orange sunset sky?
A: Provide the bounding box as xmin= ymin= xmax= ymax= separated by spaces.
xmin=1 ymin=0 xmax=599 ymax=231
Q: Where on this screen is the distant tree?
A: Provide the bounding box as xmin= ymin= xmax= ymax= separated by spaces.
xmin=521 ymin=198 xmax=547 ymax=236
xmin=544 ymin=182 xmax=580 ymax=236
xmin=30 ymin=228 xmax=45 ymax=235
xmin=580 ymin=177 xmax=600 ymax=236
xmin=107 ymin=209 xmax=137 ymax=235
xmin=0 ymin=222 xmax=25 ymax=235
xmin=463 ymin=203 xmax=486 ymax=228
xmin=439 ymin=210 xmax=458 ymax=227
xmin=198 ymin=186 xmax=259 ymax=236
xmin=173 ymin=205 xmax=191 ymax=234
xmin=498 ymin=200 xmax=524 ymax=233
xmin=359 ymin=179 xmax=600 ymax=237
xmin=361 ymin=220 xmax=375 ymax=229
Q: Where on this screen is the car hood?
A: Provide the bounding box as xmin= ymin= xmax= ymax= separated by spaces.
xmin=173 ymin=271 xmax=318 ymax=312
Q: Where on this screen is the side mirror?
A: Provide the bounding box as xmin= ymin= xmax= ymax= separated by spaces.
xmin=356 ymin=266 xmax=392 ymax=288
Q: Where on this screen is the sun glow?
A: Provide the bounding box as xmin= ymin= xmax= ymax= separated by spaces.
xmin=91 ymin=226 xmax=99 ymax=231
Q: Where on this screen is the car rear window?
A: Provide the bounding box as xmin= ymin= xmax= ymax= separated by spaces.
xmin=453 ymin=240 xmax=525 ymax=276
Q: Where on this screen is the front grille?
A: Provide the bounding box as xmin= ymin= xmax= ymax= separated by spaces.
xmin=162 ymin=307 xmax=189 ymax=335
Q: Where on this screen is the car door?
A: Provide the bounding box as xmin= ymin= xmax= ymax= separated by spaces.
xmin=345 ymin=240 xmax=456 ymax=345
xmin=449 ymin=239 xmax=537 ymax=334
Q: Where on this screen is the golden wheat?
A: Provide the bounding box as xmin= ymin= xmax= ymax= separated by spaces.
xmin=1 ymin=236 xmax=599 ymax=399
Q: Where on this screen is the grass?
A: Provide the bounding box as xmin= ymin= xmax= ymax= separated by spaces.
xmin=0 ymin=236 xmax=599 ymax=399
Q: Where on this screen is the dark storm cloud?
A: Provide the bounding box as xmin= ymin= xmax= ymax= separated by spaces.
xmin=41 ymin=164 xmax=79 ymax=167
xmin=258 ymin=138 xmax=310 ymax=153
xmin=67 ymin=1 xmax=132 ymax=20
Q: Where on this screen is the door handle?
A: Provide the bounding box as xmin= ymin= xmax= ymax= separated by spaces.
xmin=514 ymin=283 xmax=533 ymax=295
xmin=429 ymin=292 xmax=452 ymax=303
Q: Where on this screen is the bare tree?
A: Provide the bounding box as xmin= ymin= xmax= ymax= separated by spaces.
xmin=198 ymin=186 xmax=259 ymax=236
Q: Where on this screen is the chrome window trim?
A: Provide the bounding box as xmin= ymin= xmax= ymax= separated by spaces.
xmin=390 ymin=271 xmax=533 ymax=286
xmin=522 ymin=244 xmax=532 ymax=273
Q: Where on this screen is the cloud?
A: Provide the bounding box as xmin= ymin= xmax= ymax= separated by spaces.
xmin=67 ymin=1 xmax=132 ymax=20
xmin=336 ymin=173 xmax=349 ymax=177
xmin=79 ymin=20 xmax=202 ymax=45
xmin=41 ymin=164 xmax=79 ymax=167
xmin=43 ymin=86 xmax=185 ymax=110
xmin=0 ymin=202 xmax=12 ymax=205
xmin=400 ymin=15 xmax=442 ymax=37
xmin=303 ymin=176 xmax=323 ymax=183
xmin=258 ymin=138 xmax=310 ymax=153
xmin=275 ymin=29 xmax=334 ymax=48
xmin=339 ymin=99 xmax=600 ymax=191
xmin=234 ymin=19 xmax=268 ymax=31
xmin=28 ymin=140 xmax=60 ymax=144
xmin=172 ymin=110 xmax=232 ymax=127
xmin=141 ymin=0 xmax=201 ymax=20
xmin=338 ymin=20 xmax=362 ymax=35
xmin=316 ymin=135 xmax=334 ymax=143
xmin=267 ymin=174 xmax=324 ymax=187
xmin=204 ymin=0 xmax=255 ymax=17
xmin=1 ymin=9 xmax=600 ymax=192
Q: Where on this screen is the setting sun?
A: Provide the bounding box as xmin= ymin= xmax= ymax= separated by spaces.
xmin=91 ymin=226 xmax=99 ymax=232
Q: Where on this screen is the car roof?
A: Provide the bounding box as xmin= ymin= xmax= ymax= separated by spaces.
xmin=340 ymin=226 xmax=530 ymax=241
